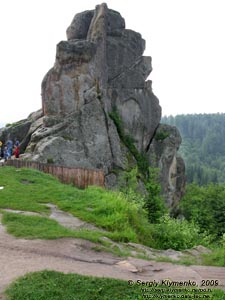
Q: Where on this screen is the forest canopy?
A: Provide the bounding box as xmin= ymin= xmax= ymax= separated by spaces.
xmin=162 ymin=113 xmax=225 ymax=185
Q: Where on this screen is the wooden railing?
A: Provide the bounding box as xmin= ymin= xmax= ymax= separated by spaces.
xmin=6 ymin=159 xmax=105 ymax=189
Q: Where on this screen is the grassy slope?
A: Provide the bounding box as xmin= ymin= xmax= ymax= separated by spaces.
xmin=0 ymin=166 xmax=153 ymax=245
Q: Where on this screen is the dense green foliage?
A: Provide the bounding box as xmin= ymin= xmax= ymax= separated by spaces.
xmin=118 ymin=167 xmax=211 ymax=250
xmin=119 ymin=167 xmax=166 ymax=223
xmin=6 ymin=271 xmax=225 ymax=300
xmin=162 ymin=113 xmax=225 ymax=184
xmin=144 ymin=168 xmax=167 ymax=223
xmin=180 ymin=183 xmax=225 ymax=239
xmin=151 ymin=214 xmax=209 ymax=251
xmin=162 ymin=113 xmax=225 ymax=259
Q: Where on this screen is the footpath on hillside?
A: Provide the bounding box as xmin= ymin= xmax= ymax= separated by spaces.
xmin=0 ymin=207 xmax=225 ymax=299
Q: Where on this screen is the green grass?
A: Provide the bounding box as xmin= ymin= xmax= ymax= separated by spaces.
xmin=1 ymin=212 xmax=104 ymax=242
xmin=201 ymin=247 xmax=225 ymax=267
xmin=1 ymin=212 xmax=74 ymax=239
xmin=0 ymin=167 xmax=81 ymax=209
xmin=0 ymin=167 xmax=153 ymax=245
xmin=0 ymin=211 xmax=142 ymax=246
xmin=5 ymin=270 xmax=225 ymax=300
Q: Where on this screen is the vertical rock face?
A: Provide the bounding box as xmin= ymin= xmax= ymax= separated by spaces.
xmin=148 ymin=124 xmax=186 ymax=208
xmin=41 ymin=3 xmax=161 ymax=154
xmin=2 ymin=3 xmax=184 ymax=207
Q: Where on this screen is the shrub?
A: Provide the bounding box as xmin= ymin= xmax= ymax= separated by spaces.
xmin=155 ymin=129 xmax=170 ymax=141
xmin=151 ymin=214 xmax=209 ymax=250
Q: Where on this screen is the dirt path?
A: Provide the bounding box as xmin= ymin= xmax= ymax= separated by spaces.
xmin=0 ymin=210 xmax=225 ymax=299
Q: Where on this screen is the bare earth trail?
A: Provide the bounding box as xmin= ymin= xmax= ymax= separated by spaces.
xmin=0 ymin=208 xmax=225 ymax=299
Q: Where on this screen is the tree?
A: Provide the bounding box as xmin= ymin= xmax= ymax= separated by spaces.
xmin=144 ymin=168 xmax=166 ymax=223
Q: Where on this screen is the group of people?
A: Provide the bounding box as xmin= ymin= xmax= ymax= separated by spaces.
xmin=0 ymin=139 xmax=20 ymax=161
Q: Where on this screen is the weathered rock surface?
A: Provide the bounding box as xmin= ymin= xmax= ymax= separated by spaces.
xmin=0 ymin=3 xmax=185 ymax=207
xmin=148 ymin=124 xmax=186 ymax=207
xmin=25 ymin=3 xmax=161 ymax=171
xmin=40 ymin=3 xmax=160 ymax=153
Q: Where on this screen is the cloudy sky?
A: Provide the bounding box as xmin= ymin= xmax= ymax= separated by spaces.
xmin=1 ymin=0 xmax=225 ymax=125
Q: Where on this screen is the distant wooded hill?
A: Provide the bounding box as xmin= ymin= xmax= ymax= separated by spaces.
xmin=161 ymin=113 xmax=225 ymax=185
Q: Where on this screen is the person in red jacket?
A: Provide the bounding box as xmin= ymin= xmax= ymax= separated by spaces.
xmin=14 ymin=140 xmax=20 ymax=158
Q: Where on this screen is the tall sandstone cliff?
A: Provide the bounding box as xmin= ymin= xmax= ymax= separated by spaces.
xmin=0 ymin=4 xmax=185 ymax=207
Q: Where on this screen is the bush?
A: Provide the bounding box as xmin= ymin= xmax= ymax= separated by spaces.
xmin=154 ymin=129 xmax=170 ymax=141
xmin=151 ymin=214 xmax=209 ymax=250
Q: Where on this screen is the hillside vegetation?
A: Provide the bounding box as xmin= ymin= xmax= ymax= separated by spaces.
xmin=162 ymin=113 xmax=225 ymax=185
xmin=0 ymin=166 xmax=224 ymax=262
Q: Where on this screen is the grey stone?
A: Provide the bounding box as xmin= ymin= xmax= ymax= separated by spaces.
xmin=108 ymin=86 xmax=161 ymax=151
xmin=148 ymin=124 xmax=186 ymax=207
xmin=106 ymin=30 xmax=146 ymax=80
xmin=27 ymin=109 xmax=43 ymax=122
xmin=66 ymin=10 xmax=94 ymax=40
xmin=26 ymin=99 xmax=126 ymax=173
xmin=56 ymin=40 xmax=96 ymax=65
xmin=106 ymin=9 xmax=125 ymax=34
xmin=66 ymin=7 xmax=125 ymax=40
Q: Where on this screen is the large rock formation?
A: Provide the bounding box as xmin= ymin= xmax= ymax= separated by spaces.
xmin=26 ymin=3 xmax=161 ymax=170
xmin=0 ymin=3 xmax=185 ymax=208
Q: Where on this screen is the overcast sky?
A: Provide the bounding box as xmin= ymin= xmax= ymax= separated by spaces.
xmin=1 ymin=0 xmax=225 ymax=125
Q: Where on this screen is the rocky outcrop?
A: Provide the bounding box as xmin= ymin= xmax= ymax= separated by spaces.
xmin=0 ymin=110 xmax=43 ymax=153
xmin=40 ymin=4 xmax=160 ymax=153
xmin=0 ymin=4 xmax=185 ymax=208
xmin=148 ymin=124 xmax=186 ymax=208
xmin=24 ymin=3 xmax=161 ymax=170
